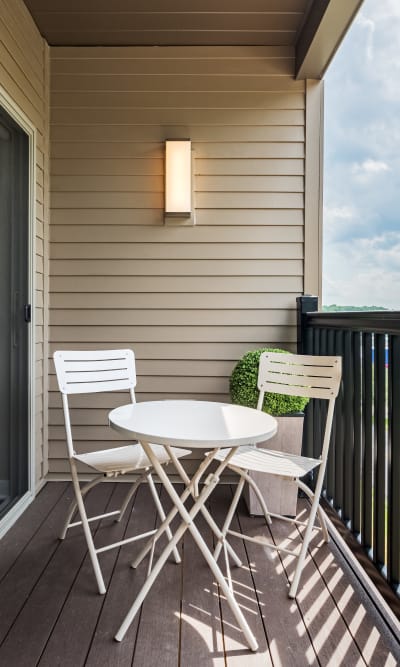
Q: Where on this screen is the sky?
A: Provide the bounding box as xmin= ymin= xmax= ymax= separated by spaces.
xmin=322 ymin=0 xmax=400 ymax=308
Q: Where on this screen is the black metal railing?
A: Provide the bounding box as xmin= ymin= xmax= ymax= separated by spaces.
xmin=297 ymin=296 xmax=400 ymax=598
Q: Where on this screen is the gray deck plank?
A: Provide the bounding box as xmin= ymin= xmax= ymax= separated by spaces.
xmin=310 ymin=521 xmax=400 ymax=666
xmin=235 ymin=493 xmax=319 ymax=666
xmin=0 ymin=482 xmax=68 ymax=582
xmin=180 ymin=496 xmax=226 ymax=667
xmin=0 ymin=482 xmax=78 ymax=646
xmin=269 ymin=500 xmax=367 ymax=666
xmin=0 ymin=483 xmax=114 ymax=666
xmin=131 ymin=485 xmax=183 ymax=667
xmin=84 ymin=483 xmax=160 ymax=667
xmin=209 ymin=485 xmax=274 ymax=666
xmin=38 ymin=482 xmax=140 ymax=667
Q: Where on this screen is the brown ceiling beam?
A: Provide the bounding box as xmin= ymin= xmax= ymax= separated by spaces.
xmin=295 ymin=0 xmax=364 ymax=80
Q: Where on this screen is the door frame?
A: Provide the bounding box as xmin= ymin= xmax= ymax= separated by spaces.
xmin=0 ymin=86 xmax=36 ymax=538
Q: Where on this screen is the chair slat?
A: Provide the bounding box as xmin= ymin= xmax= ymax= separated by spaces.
xmin=266 ymin=363 xmax=339 ymax=378
xmin=261 ymin=372 xmax=336 ymax=389
xmin=262 ymin=381 xmax=336 ymax=400
xmin=65 ymin=369 xmax=132 ymax=385
xmin=60 ymin=378 xmax=134 ymax=395
xmin=55 ymin=349 xmax=131 ymax=361
xmin=63 ymin=358 xmax=132 ymax=372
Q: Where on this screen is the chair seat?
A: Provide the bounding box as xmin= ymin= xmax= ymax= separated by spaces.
xmin=74 ymin=443 xmax=190 ymax=475
xmin=213 ymin=445 xmax=321 ymax=478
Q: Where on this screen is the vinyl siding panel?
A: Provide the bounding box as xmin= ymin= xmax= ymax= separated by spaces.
xmin=49 ymin=45 xmax=305 ymax=476
xmin=0 ymin=0 xmax=49 ymax=486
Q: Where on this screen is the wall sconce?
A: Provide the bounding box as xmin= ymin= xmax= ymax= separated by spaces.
xmin=164 ymin=139 xmax=193 ymax=224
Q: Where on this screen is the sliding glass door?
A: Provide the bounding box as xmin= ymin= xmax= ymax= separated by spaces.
xmin=0 ymin=104 xmax=30 ymax=520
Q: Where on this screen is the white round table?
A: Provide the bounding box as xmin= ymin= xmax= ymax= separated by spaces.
xmin=109 ymin=399 xmax=277 ymax=651
xmin=109 ymin=399 xmax=277 ymax=448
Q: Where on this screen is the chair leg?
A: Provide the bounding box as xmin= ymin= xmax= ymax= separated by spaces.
xmin=146 ymin=472 xmax=181 ymax=565
xmin=289 ymin=486 xmax=324 ymax=598
xmin=214 ymin=475 xmax=246 ymax=562
xmin=60 ymin=475 xmax=103 ymax=540
xmin=70 ymin=462 xmax=106 ymax=595
xmin=241 ymin=470 xmax=272 ymax=526
xmin=297 ymin=479 xmax=329 ymax=543
xmin=115 ymin=472 xmax=147 ymax=523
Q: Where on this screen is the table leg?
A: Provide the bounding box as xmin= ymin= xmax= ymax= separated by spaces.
xmin=132 ymin=448 xmax=242 ymax=570
xmin=165 ymin=444 xmax=242 ymax=567
xmin=115 ymin=442 xmax=258 ymax=652
xmin=131 ymin=449 xmax=217 ymax=570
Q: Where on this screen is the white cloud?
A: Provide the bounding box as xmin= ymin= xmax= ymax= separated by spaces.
xmin=355 ymin=14 xmax=375 ymax=60
xmin=351 ymin=158 xmax=390 ymax=183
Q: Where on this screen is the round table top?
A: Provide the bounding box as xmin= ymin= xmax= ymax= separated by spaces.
xmin=109 ymin=400 xmax=277 ymax=449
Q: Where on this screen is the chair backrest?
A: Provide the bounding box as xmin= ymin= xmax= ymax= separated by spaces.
xmin=257 ymin=352 xmax=341 ymax=405
xmin=257 ymin=351 xmax=342 ymax=465
xmin=53 ymin=349 xmax=137 ymax=458
xmin=54 ymin=349 xmax=137 ymax=396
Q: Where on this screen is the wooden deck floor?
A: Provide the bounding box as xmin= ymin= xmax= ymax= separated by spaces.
xmin=0 ymin=481 xmax=399 ymax=667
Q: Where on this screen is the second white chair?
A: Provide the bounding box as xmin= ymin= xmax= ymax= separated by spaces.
xmin=213 ymin=351 xmax=342 ymax=598
xmin=53 ymin=348 xmax=191 ymax=595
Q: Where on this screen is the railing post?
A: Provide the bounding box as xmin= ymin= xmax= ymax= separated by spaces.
xmin=296 ymin=295 xmax=318 ymax=353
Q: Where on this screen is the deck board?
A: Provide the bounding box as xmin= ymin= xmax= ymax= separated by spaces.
xmin=0 ymin=482 xmax=398 ymax=667
xmin=235 ymin=497 xmax=319 ymax=665
xmin=0 ymin=482 xmax=68 ymax=582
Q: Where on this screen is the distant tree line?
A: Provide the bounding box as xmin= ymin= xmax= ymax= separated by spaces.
xmin=322 ymin=305 xmax=388 ymax=312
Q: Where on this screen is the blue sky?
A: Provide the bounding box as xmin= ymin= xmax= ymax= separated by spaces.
xmin=323 ymin=0 xmax=400 ymax=308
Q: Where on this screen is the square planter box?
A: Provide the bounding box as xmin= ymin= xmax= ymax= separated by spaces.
xmin=244 ymin=414 xmax=304 ymax=517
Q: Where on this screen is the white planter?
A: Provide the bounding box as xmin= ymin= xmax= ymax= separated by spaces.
xmin=244 ymin=414 xmax=304 ymax=517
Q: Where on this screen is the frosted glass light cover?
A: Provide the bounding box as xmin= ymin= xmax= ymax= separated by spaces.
xmin=165 ymin=140 xmax=191 ymax=214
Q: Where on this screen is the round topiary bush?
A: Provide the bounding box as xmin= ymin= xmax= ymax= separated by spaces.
xmin=230 ymin=347 xmax=310 ymax=416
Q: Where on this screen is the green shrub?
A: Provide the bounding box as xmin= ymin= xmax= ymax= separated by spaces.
xmin=230 ymin=347 xmax=310 ymax=416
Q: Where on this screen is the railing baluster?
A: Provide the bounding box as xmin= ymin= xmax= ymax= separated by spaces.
xmin=302 ymin=325 xmax=314 ymax=460
xmin=375 ymin=333 xmax=387 ymax=573
xmin=320 ymin=329 xmax=329 ymax=486
xmin=389 ymin=335 xmax=400 ymax=594
xmin=326 ymin=328 xmax=336 ymax=503
xmin=353 ymin=331 xmax=363 ymax=538
xmin=363 ymin=333 xmax=374 ymax=559
xmin=313 ymin=328 xmax=322 ymax=461
xmin=343 ymin=330 xmax=354 ymax=527
xmin=334 ymin=329 xmax=344 ymax=516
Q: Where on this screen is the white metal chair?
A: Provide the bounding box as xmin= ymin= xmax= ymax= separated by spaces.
xmin=213 ymin=352 xmax=342 ymax=598
xmin=53 ymin=348 xmax=190 ymax=595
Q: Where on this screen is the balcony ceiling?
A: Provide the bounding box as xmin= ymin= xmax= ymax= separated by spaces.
xmin=23 ymin=0 xmax=364 ymax=78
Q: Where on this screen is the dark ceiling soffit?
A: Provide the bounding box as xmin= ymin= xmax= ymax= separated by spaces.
xmin=295 ymin=0 xmax=364 ymax=80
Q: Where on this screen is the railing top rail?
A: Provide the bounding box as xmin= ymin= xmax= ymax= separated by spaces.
xmin=305 ymin=311 xmax=400 ymax=335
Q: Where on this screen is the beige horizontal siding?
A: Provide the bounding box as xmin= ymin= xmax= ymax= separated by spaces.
xmin=51 ymin=140 xmax=304 ymax=159
xmin=49 ymin=325 xmax=297 ymax=344
xmin=50 ymin=242 xmax=303 ymax=260
xmin=50 ymin=309 xmax=297 ymax=327
xmin=52 ymin=157 xmax=304 ymax=176
xmin=51 ymin=209 xmax=303 ymax=226
xmin=50 ymin=276 xmax=303 ymax=293
xmin=50 ymin=292 xmax=300 ymax=309
xmin=49 ymin=44 xmax=305 ymax=475
xmin=52 ymin=174 xmax=304 ymax=193
xmin=51 ymin=224 xmax=303 ymax=242
xmin=0 ymin=0 xmax=49 ymax=486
